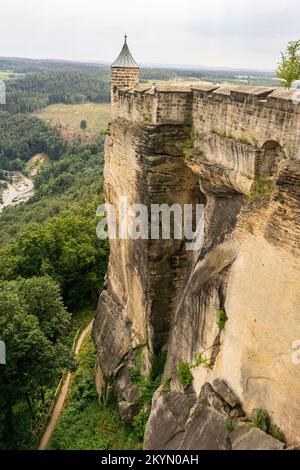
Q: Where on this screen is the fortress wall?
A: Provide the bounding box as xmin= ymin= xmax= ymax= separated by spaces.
xmin=114 ymin=84 xmax=299 ymax=159
xmin=192 ymin=86 xmax=300 ymax=158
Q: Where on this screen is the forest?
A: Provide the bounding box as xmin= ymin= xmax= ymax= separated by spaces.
xmin=0 ymin=90 xmax=109 ymax=448
xmin=0 ymin=111 xmax=67 ymax=170
xmin=5 ymin=71 xmax=111 ymax=114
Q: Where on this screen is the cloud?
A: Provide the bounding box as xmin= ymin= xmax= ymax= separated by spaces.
xmin=0 ymin=0 xmax=299 ymax=69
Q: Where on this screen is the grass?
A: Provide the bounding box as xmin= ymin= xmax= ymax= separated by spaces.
xmin=224 ymin=419 xmax=235 ymax=433
xmin=34 ymin=103 xmax=111 ymax=143
xmin=249 ymin=177 xmax=275 ymax=201
xmin=211 ymin=128 xmax=258 ymax=146
xmin=177 ymin=362 xmax=193 ymax=389
xmin=0 ymin=71 xmax=15 ymax=80
xmin=216 ymin=310 xmax=228 ymax=330
xmin=250 ymin=409 xmax=286 ymax=443
xmin=250 ymin=409 xmax=269 ymax=431
xmin=177 ymin=351 xmax=213 ymax=389
xmin=190 ymin=353 xmax=211 ymax=369
xmin=49 ymin=335 xmax=142 ymax=450
xmin=62 ymin=309 xmax=95 ymax=350
xmin=128 ymin=349 xmax=167 ymax=439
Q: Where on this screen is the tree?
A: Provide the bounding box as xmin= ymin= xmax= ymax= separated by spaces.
xmin=276 ymin=40 xmax=300 ymax=88
xmin=80 ymin=120 xmax=87 ymax=130
xmin=0 ymin=280 xmax=74 ymax=448
xmin=16 ymin=276 xmax=71 ymax=341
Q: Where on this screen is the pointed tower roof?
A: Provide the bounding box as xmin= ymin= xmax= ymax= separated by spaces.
xmin=111 ymin=35 xmax=139 ymax=68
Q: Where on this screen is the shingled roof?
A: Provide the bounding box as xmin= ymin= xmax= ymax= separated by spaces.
xmin=111 ymin=35 xmax=139 ymax=68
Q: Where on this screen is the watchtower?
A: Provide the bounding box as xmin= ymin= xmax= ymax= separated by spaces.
xmin=111 ymin=35 xmax=139 ymax=105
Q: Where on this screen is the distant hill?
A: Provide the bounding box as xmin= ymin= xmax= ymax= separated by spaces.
xmin=0 ymin=57 xmax=108 ymax=73
xmin=0 ymin=56 xmax=280 ymax=87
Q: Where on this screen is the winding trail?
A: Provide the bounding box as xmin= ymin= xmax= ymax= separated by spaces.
xmin=38 ymin=320 xmax=94 ymax=450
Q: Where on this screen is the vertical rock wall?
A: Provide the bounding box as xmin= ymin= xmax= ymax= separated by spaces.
xmin=93 ymin=83 xmax=300 ymax=448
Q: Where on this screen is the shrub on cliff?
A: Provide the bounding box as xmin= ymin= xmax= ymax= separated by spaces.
xmin=177 ymin=361 xmax=193 ymax=389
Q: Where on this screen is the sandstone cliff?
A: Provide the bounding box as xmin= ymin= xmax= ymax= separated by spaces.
xmin=93 ymin=83 xmax=300 ymax=449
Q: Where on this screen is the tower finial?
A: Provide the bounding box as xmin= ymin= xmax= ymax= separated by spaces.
xmin=124 ymin=33 xmax=127 ymax=43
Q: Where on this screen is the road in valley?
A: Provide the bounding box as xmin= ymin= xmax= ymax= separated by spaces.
xmin=0 ymin=172 xmax=34 ymax=213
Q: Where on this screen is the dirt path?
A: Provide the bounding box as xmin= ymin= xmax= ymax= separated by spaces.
xmin=38 ymin=320 xmax=94 ymax=450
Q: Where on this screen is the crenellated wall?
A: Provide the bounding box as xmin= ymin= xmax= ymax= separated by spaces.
xmin=114 ymin=82 xmax=299 ymax=158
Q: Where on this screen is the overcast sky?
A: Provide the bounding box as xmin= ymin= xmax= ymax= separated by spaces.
xmin=1 ymin=0 xmax=299 ymax=70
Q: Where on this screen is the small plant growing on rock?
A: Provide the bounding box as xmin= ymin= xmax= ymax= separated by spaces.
xmin=224 ymin=419 xmax=235 ymax=433
xmin=250 ymin=409 xmax=286 ymax=443
xmin=190 ymin=353 xmax=211 ymax=369
xmin=217 ymin=310 xmax=228 ymax=330
xmin=249 ymin=177 xmax=275 ymax=201
xmin=250 ymin=408 xmax=269 ymax=432
xmin=177 ymin=361 xmax=193 ymax=389
xmin=133 ymin=409 xmax=149 ymax=440
xmin=128 ymin=366 xmax=141 ymax=384
xmin=269 ymin=423 xmax=286 ymax=444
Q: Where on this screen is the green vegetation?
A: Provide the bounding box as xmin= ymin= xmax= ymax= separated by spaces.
xmin=0 ymin=89 xmax=108 ymax=449
xmin=250 ymin=409 xmax=286 ymax=443
xmin=216 ymin=310 xmax=228 ymax=330
xmin=128 ymin=349 xmax=167 ymax=438
xmin=249 ymin=177 xmax=275 ymax=201
xmin=0 ymin=111 xmax=66 ymax=171
xmin=35 ymin=102 xmax=111 ymax=142
xmin=190 ymin=353 xmax=211 ymax=369
xmin=224 ymin=419 xmax=235 ymax=433
xmin=5 ymin=70 xmax=110 ymax=114
xmin=276 ymin=39 xmax=300 ymax=88
xmin=177 ymin=362 xmax=193 ymax=389
xmin=211 ymin=128 xmax=258 ymax=146
xmin=0 ymin=136 xmax=105 ymax=246
xmin=49 ymin=335 xmax=142 ymax=450
xmin=250 ymin=408 xmax=269 ymax=431
xmin=269 ymin=423 xmax=286 ymax=444
xmin=80 ymin=119 xmax=87 ymax=130
xmin=0 ymin=277 xmax=75 ymax=450
xmin=133 ymin=410 xmax=149 ymax=441
xmin=177 ymin=351 xmax=212 ymax=389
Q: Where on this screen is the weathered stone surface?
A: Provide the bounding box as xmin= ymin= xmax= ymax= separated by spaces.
xmin=179 ymin=406 xmax=230 ymax=450
xmin=212 ymin=378 xmax=240 ymax=408
xmin=231 ymin=424 xmax=284 ymax=450
xmin=144 ymin=389 xmax=196 ymax=450
xmin=198 ymin=382 xmax=231 ymax=417
xmin=118 ymin=401 xmax=141 ymax=426
xmin=94 ymin=77 xmax=300 ymax=447
xmin=145 ymin=383 xmax=232 ymax=450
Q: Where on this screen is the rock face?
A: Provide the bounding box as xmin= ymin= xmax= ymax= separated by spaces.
xmin=93 ymin=82 xmax=300 ymax=448
xmin=230 ymin=425 xmax=284 ymax=450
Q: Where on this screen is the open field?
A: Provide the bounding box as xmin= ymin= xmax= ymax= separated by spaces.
xmin=0 ymin=70 xmax=16 ymax=80
xmin=34 ymin=102 xmax=111 ymax=143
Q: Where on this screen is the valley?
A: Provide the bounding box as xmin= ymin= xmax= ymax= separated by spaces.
xmin=0 ymin=48 xmax=299 ymax=452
